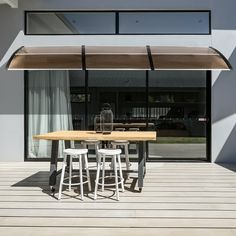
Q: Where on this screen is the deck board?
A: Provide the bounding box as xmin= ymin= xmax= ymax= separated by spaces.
xmin=0 ymin=162 xmax=236 ymax=235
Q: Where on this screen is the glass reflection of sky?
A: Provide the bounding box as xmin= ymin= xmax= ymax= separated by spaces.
xmin=61 ymin=13 xmax=116 ymax=34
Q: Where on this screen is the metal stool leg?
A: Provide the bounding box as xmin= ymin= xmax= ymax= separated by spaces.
xmin=84 ymin=153 xmax=91 ymax=192
xmin=113 ymin=155 xmax=119 ymax=201
xmin=110 ymin=144 xmax=116 ymax=171
xmin=82 ymin=144 xmax=87 ymax=169
xmin=117 ymin=154 xmax=125 ymax=192
xmin=95 ymin=144 xmax=99 ymax=162
xmin=58 ymin=155 xmax=67 ymax=200
xmin=94 ymin=154 xmax=101 ymax=200
xmin=79 ymin=154 xmax=84 ymax=200
xmin=69 ymin=155 xmax=72 ymax=191
xmin=102 ymin=154 xmax=105 ymax=192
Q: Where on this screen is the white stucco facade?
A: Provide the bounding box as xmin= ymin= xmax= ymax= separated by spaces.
xmin=0 ymin=0 xmax=235 ymax=163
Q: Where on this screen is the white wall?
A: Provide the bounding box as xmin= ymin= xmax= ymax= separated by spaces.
xmin=0 ymin=0 xmax=235 ymax=163
xmin=211 ymin=0 xmax=236 ymax=163
xmin=0 ymin=5 xmax=24 ymax=161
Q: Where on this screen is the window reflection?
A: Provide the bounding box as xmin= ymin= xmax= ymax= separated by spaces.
xmin=27 ymin=12 xmax=116 ymax=34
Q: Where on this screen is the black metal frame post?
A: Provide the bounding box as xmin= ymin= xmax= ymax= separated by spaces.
xmin=82 ymin=45 xmax=89 ymax=130
xmin=145 ymin=70 xmax=150 ymax=162
xmin=206 ymin=70 xmax=212 ymax=162
xmin=85 ymin=70 xmax=89 ymax=129
xmin=146 ymin=45 xmax=154 ymax=162
xmin=24 ymin=71 xmax=29 ymax=161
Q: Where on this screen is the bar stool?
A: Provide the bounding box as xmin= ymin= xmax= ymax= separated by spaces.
xmin=58 ymin=148 xmax=91 ymax=200
xmin=94 ymin=149 xmax=124 ymax=201
xmin=111 ymin=140 xmax=131 ymax=175
xmin=128 ymin=127 xmax=139 ymax=155
xmin=112 ymin=127 xmax=131 ymax=171
xmin=81 ymin=139 xmax=100 ymax=161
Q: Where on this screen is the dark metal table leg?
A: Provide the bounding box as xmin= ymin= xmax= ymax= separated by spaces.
xmin=49 ymin=140 xmax=59 ymax=193
xmin=143 ymin=141 xmax=148 ymax=178
xmin=64 ymin=140 xmax=71 ymax=171
xmin=138 ymin=141 xmax=146 ymax=192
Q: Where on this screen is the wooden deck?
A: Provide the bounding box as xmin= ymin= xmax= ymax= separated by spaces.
xmin=1 ymin=161 xmax=236 ymax=235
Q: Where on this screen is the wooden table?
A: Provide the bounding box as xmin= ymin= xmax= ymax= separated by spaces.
xmin=34 ymin=131 xmax=156 ymax=192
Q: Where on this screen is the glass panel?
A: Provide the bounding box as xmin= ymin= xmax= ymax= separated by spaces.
xmin=69 ymin=71 xmax=86 ymax=131
xmin=26 ymin=11 xmax=210 ymax=35
xmin=119 ymin=12 xmax=210 ymax=34
xmin=8 ymin=47 xmax=82 ymax=70
xmin=26 ymin=12 xmax=116 ymax=34
xmin=85 ymin=46 xmax=150 ymax=70
xmin=150 ymin=46 xmax=230 ymax=70
xmin=148 ymin=71 xmax=207 ymax=159
xmin=88 ymin=71 xmax=146 ymax=130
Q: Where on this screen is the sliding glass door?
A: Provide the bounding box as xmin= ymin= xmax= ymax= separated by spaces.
xmin=148 ymin=71 xmax=207 ymax=160
xmin=25 ymin=70 xmax=209 ymax=160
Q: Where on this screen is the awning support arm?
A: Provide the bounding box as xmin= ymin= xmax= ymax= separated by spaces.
xmin=146 ymin=45 xmax=154 ymax=71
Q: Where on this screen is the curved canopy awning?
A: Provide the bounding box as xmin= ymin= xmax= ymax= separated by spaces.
xmin=8 ymin=45 xmax=232 ymax=71
xmin=8 ymin=46 xmax=82 ymax=70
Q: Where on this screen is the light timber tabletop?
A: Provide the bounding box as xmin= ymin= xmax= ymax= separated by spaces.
xmin=34 ymin=130 xmax=157 ymax=141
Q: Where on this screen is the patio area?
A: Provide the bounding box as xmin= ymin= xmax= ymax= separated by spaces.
xmin=0 ymin=161 xmax=236 ymax=235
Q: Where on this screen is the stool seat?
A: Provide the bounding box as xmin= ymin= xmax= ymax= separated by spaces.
xmin=64 ymin=148 xmax=88 ymax=156
xmin=81 ymin=140 xmax=100 ymax=144
xmin=98 ymin=149 xmax=121 ymax=155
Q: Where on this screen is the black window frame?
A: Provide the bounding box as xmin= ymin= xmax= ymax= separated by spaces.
xmin=24 ymin=10 xmax=211 ymax=36
xmin=24 ymin=70 xmax=211 ymax=162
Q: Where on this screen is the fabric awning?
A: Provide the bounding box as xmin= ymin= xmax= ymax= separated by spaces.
xmin=8 ymin=45 xmax=231 ymax=71
xmin=8 ymin=46 xmax=82 ymax=70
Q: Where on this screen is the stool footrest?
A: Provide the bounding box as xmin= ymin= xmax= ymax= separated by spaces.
xmin=62 ymin=175 xmax=89 ymax=186
xmin=96 ymin=176 xmax=124 ymax=186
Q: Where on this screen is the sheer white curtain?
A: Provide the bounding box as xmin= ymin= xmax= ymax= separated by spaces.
xmin=28 ymin=71 xmax=73 ymax=158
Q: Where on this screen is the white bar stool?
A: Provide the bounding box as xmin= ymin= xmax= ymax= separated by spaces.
xmin=128 ymin=127 xmax=139 ymax=155
xmin=58 ymin=148 xmax=91 ymax=200
xmin=111 ymin=140 xmax=131 ymax=174
xmin=94 ymin=149 xmax=124 ymax=201
xmin=81 ymin=139 xmax=100 ymax=161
